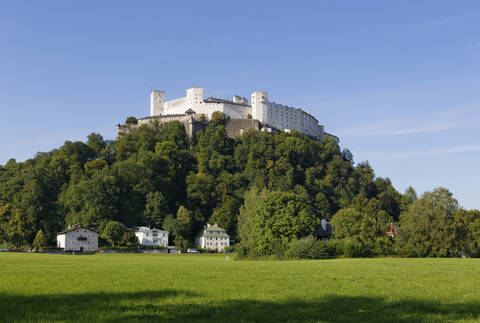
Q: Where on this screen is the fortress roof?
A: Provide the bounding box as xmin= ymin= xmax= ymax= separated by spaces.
xmin=139 ymin=114 xmax=186 ymax=120
xmin=204 ymin=97 xmax=251 ymax=107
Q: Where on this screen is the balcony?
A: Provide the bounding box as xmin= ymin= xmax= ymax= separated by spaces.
xmin=77 ymin=236 xmax=87 ymax=241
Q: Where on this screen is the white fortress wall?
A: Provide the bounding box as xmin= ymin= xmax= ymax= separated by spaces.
xmin=221 ymin=102 xmax=251 ymax=119
xmin=163 ymin=97 xmax=186 ymax=113
xmin=253 ymin=91 xmax=324 ymax=139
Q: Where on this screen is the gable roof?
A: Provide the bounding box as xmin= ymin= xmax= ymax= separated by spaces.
xmin=135 ymin=226 xmax=169 ymax=234
xmin=57 ymin=226 xmax=99 ymax=235
xmin=204 ymin=97 xmax=251 ymax=107
xmin=198 ymin=223 xmax=230 ymax=238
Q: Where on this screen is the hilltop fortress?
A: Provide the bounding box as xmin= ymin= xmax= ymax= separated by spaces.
xmin=118 ymin=87 xmax=338 ymax=142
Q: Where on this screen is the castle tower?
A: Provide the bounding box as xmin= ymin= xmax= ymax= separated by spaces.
xmin=251 ymin=91 xmax=267 ymax=122
xmin=186 ymin=87 xmax=204 ymax=109
xmin=150 ymin=90 xmax=164 ymax=116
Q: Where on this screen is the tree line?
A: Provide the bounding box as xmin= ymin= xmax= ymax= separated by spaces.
xmin=0 ymin=117 xmax=479 ymax=256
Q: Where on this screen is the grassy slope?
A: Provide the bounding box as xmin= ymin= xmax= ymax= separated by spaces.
xmin=0 ymin=254 xmax=480 ymax=322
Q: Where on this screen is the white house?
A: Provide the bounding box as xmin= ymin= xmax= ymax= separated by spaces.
xmin=57 ymin=226 xmax=99 ymax=252
xmin=195 ymin=223 xmax=230 ymax=251
xmin=134 ymin=227 xmax=169 ymax=247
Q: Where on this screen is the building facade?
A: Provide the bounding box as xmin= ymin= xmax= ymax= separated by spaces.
xmin=57 ymin=226 xmax=99 ymax=252
xmin=195 ymin=223 xmax=230 ymax=251
xmin=134 ymin=227 xmax=169 ymax=247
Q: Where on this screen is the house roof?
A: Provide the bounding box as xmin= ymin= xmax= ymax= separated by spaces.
xmin=198 ymin=223 xmax=230 ymax=238
xmin=57 ymin=226 xmax=99 ymax=235
xmin=138 ymin=114 xmax=186 ymax=120
xmin=204 ymin=97 xmax=251 ymax=107
xmin=135 ymin=226 xmax=169 ymax=233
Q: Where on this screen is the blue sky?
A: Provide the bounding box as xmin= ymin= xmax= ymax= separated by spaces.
xmin=1 ymin=1 xmax=479 ymax=209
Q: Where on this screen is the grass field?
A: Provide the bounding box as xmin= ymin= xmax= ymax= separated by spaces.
xmin=1 ymin=254 xmax=480 ymax=322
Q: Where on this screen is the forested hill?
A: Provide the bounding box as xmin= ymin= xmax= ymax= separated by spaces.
xmin=1 ymin=119 xmax=479 ymax=257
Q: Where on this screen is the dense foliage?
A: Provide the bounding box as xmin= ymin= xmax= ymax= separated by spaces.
xmin=0 ymin=120 xmax=478 ymax=257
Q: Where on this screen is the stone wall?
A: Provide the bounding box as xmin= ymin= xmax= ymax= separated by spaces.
xmin=118 ymin=114 xmax=261 ymax=140
xmin=117 ymin=113 xmax=208 ymax=138
xmin=224 ymin=118 xmax=261 ymax=138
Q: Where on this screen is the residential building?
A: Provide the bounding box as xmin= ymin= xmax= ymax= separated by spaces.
xmin=135 ymin=226 xmax=169 ymax=247
xmin=385 ymin=223 xmax=397 ymax=238
xmin=195 ymin=223 xmax=230 ymax=251
xmin=57 ymin=225 xmax=99 ymax=252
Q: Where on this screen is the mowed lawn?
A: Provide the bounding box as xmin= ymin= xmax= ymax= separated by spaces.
xmin=1 ymin=254 xmax=480 ymax=322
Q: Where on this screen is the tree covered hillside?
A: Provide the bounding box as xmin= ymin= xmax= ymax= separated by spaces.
xmin=1 ymin=119 xmax=479 ymax=257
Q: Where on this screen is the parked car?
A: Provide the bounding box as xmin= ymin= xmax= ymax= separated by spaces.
xmin=187 ymin=248 xmax=198 ymax=254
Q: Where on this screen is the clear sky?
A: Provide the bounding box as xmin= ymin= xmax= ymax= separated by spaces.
xmin=1 ymin=1 xmax=479 ymax=209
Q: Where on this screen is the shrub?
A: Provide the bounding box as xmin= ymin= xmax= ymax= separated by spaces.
xmin=373 ymin=237 xmax=394 ymax=256
xmin=342 ymin=238 xmax=366 ymax=258
xmin=234 ymin=242 xmax=250 ymax=258
xmin=286 ymin=236 xmax=316 ymax=259
xmin=286 ymin=236 xmax=338 ymax=260
xmin=247 ymin=113 xmax=252 ymax=119
xmin=125 ymin=116 xmax=138 ymax=124
xmin=211 ymin=111 xmax=226 ymax=125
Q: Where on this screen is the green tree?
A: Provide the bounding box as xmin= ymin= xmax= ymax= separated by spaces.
xmin=121 ymin=230 xmax=139 ymax=248
xmin=331 ymin=207 xmax=362 ymax=240
xmin=401 ymin=186 xmax=418 ymax=211
xmin=87 ymin=133 xmax=106 ymax=159
xmin=32 ymin=229 xmax=48 ymax=250
xmin=176 ymin=206 xmax=193 ymax=241
xmin=210 ymin=111 xmax=226 ymax=124
xmin=238 ymin=187 xmax=268 ymax=246
xmin=209 ymin=195 xmax=241 ymax=237
xmin=144 ymin=191 xmax=168 ymax=228
xmin=249 ymin=191 xmax=317 ymax=255
xmin=465 ymin=209 xmax=480 ymax=257
xmin=396 ymin=188 xmax=468 ymax=257
xmin=102 ymin=221 xmax=126 ymax=246
xmin=125 ymin=116 xmax=138 ymax=124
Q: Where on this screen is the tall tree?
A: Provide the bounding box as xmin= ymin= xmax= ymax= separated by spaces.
xmin=397 ymin=188 xmax=468 ymax=257
xmin=249 ymin=191 xmax=317 ymax=255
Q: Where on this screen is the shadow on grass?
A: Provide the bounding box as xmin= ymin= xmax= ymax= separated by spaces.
xmin=1 ymin=290 xmax=479 ymax=322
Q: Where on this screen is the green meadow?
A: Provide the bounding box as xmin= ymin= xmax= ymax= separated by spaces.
xmin=1 ymin=253 xmax=480 ymax=322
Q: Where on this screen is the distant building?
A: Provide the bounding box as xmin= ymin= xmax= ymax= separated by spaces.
xmin=195 ymin=223 xmax=230 ymax=251
xmin=118 ymin=87 xmax=339 ymax=142
xmin=385 ymin=223 xmax=397 ymax=238
xmin=313 ymin=219 xmax=332 ymax=241
xmin=134 ymin=227 xmax=169 ymax=247
xmin=57 ymin=225 xmax=99 ymax=252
